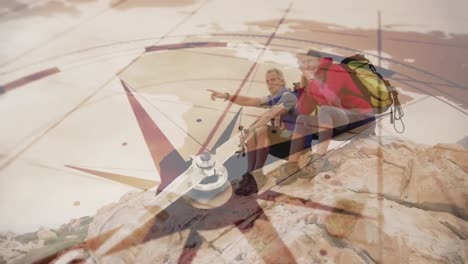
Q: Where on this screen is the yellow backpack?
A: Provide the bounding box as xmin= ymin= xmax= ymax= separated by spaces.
xmin=341 ymin=54 xmax=395 ymax=113
xmin=341 ymin=54 xmax=404 ymax=132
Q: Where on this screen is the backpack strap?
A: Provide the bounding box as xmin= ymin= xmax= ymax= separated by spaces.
xmin=339 ymin=63 xmax=372 ymax=102
xmin=340 ymin=54 xmax=369 ymax=66
xmin=384 ymin=80 xmax=405 ymax=133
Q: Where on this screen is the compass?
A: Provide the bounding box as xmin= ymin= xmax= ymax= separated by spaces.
xmin=34 ymin=42 xmax=370 ymax=263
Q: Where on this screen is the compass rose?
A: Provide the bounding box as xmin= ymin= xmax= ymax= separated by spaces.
xmin=58 ymin=76 xmax=368 ymax=263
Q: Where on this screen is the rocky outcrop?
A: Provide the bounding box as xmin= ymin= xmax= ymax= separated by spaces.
xmin=6 ymin=137 xmax=467 ymax=263
xmin=36 ymin=229 xmax=57 ymax=242
xmin=0 ymin=216 xmax=92 ymax=264
xmin=320 ymin=137 xmax=468 ymax=220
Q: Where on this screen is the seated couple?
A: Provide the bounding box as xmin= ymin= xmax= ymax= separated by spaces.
xmin=208 ymin=52 xmax=376 ymax=196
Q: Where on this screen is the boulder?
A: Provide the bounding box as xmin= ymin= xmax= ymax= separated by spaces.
xmin=320 ymin=137 xmax=468 ymax=219
xmin=36 ymin=228 xmax=57 ymax=242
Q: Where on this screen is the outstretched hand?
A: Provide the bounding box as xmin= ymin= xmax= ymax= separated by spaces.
xmin=301 ymin=70 xmax=315 ymax=83
xmin=207 ymin=89 xmax=226 ymax=101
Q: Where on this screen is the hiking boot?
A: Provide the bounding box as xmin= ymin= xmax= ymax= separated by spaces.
xmin=252 ymin=170 xmax=267 ymax=190
xmin=304 ymin=153 xmax=333 ymax=177
xmin=275 ymin=161 xmax=309 ymax=186
xmin=234 ymin=171 xmax=266 ymax=196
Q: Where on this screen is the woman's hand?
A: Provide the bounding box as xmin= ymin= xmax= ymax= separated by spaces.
xmin=298 ymin=57 xmax=318 ymax=84
xmin=207 ymin=89 xmax=227 ymax=101
xmin=300 ymin=74 xmax=309 ymax=88
xmin=301 ymin=70 xmax=315 ymax=82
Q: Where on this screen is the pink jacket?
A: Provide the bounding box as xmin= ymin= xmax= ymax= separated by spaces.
xmin=298 ymin=57 xmax=373 ymax=115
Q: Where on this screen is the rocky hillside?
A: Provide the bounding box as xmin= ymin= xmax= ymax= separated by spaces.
xmin=3 ymin=137 xmax=467 ymax=263
xmin=0 ymin=216 xmax=92 ymax=264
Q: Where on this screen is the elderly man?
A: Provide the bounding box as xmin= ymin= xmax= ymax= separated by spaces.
xmin=208 ymin=68 xmax=298 ymax=195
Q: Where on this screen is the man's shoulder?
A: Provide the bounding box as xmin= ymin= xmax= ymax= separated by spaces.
xmin=278 ymin=90 xmax=298 ymax=101
xmin=276 ymin=90 xmax=297 ymax=111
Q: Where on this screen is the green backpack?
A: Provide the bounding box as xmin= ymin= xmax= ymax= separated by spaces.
xmin=340 ymin=54 xmax=404 ymax=131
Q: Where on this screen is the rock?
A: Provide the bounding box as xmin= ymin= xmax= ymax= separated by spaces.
xmin=0 ymin=239 xmax=31 ymax=263
xmin=334 ymin=248 xmax=367 ymax=264
xmin=11 ymin=239 xmax=83 ymax=264
xmin=65 ymin=235 xmax=78 ymax=240
xmin=316 ymin=192 xmax=466 ymax=264
xmin=320 ymin=137 xmax=468 ymax=220
xmin=30 ymin=239 xmax=45 ymax=248
xmin=50 ymin=246 xmax=89 ymax=264
xmin=428 ymin=211 xmax=468 ymax=240
xmin=37 ymin=228 xmax=57 ymax=241
xmin=6 ymin=232 xmax=16 ymax=239
xmin=46 ymin=137 xmax=467 ymax=263
xmin=15 ymin=231 xmax=38 ymax=244
xmin=432 ymin=143 xmax=468 ymax=174
xmin=0 ymin=216 xmax=93 ymax=264
xmin=69 ymin=218 xmax=83 ymax=230
xmin=456 ymin=136 xmax=468 ymax=149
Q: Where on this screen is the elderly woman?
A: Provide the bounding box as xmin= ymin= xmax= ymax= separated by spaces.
xmin=278 ymin=51 xmax=376 ymax=185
